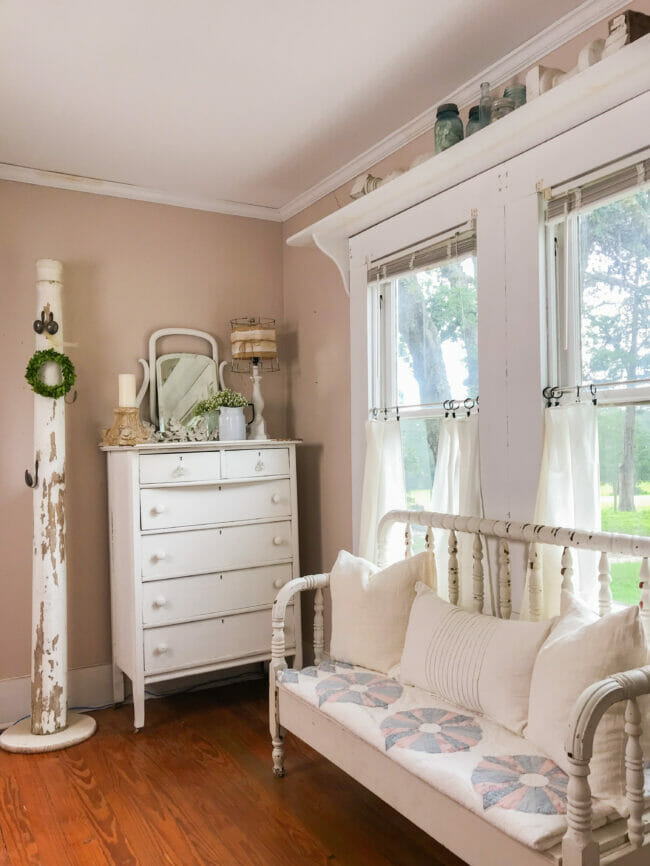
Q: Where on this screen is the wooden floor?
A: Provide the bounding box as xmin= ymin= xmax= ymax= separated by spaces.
xmin=0 ymin=678 xmax=468 ymax=866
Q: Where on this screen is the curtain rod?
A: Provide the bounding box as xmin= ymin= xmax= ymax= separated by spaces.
xmin=544 ymin=379 xmax=650 ymax=407
xmin=370 ymin=396 xmax=479 ymax=419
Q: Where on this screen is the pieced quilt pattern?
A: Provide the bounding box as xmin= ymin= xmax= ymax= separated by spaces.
xmin=471 ymin=755 xmax=568 ymax=815
xmin=277 ymin=660 xmax=617 ymax=852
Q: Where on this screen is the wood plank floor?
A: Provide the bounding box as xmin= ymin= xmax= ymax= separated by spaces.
xmin=0 ymin=679 xmax=468 ymax=865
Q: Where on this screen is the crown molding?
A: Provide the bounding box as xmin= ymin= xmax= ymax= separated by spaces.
xmin=278 ymin=0 xmax=627 ymax=221
xmin=0 ymin=163 xmax=283 ymax=222
xmin=0 ymin=0 xmax=626 ymax=226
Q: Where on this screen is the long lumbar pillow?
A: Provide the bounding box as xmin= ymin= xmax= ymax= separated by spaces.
xmin=329 ymin=550 xmax=436 ymax=675
xmin=400 ymin=582 xmax=552 ymax=735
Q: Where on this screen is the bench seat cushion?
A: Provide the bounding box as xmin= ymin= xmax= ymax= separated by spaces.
xmin=277 ymin=660 xmax=637 ymax=853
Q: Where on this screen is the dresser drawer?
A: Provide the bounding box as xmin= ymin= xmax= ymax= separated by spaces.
xmin=144 ymin=607 xmax=296 ymax=673
xmin=221 ymin=448 xmax=289 ymax=479
xmin=141 ymin=520 xmax=293 ymax=579
xmin=140 ymin=451 xmax=220 ymax=485
xmin=140 ymin=479 xmax=291 ymax=530
xmin=142 ymin=564 xmax=293 ymax=625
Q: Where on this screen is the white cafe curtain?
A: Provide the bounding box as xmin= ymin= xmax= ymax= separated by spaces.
xmin=358 ymin=419 xmax=406 ymax=564
xmin=522 ymin=402 xmax=600 ymax=619
xmin=430 ymin=414 xmax=484 ymax=608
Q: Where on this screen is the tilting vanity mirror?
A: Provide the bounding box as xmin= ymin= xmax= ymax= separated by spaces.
xmin=148 ymin=328 xmax=220 ymax=431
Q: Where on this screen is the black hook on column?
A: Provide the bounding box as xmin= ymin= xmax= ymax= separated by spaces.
xmin=25 ymin=458 xmax=39 ymax=488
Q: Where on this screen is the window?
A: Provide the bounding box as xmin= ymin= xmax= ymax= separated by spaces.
xmin=368 ymin=227 xmax=478 ymax=542
xmin=546 ymin=155 xmax=650 ymax=604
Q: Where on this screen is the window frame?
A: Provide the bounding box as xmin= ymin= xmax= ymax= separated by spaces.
xmin=546 ymin=154 xmax=650 ymax=409
xmin=368 ymin=236 xmax=479 ymax=423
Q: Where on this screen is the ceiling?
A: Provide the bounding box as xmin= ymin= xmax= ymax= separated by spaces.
xmin=1 ymin=0 xmax=590 ymax=216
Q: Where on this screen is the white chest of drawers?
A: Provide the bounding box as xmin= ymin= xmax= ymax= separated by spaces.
xmin=103 ymin=440 xmax=301 ymax=729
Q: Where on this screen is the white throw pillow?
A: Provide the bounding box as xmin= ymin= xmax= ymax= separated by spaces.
xmin=329 ymin=550 xmax=436 ymax=675
xmin=526 ymin=591 xmax=647 ymax=814
xmin=400 ymin=583 xmax=552 ymax=734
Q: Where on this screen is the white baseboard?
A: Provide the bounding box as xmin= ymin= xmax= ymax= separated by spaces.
xmin=0 ymin=661 xmax=265 ymax=731
xmin=0 ymin=664 xmax=114 ymax=731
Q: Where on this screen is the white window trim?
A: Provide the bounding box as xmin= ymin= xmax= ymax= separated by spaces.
xmin=348 ymin=92 xmax=648 ymax=604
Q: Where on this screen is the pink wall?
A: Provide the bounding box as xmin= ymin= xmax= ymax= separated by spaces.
xmin=0 ymin=181 xmax=284 ymax=679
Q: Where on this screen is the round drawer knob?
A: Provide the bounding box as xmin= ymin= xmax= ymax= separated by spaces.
xmin=152 ymin=504 xmax=166 ymax=515
xmin=153 ymin=550 xmax=167 ymax=561
xmin=155 ymin=643 xmax=169 ymax=655
xmin=271 ymin=493 xmax=280 ymax=504
xmin=153 ymin=596 xmax=167 ymax=608
xmin=273 ymin=536 xmax=283 ymax=546
xmin=273 ymin=578 xmax=287 ymax=589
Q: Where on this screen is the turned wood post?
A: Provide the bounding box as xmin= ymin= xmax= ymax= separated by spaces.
xmin=624 ymin=698 xmax=645 ymax=848
xmin=562 ymin=758 xmax=600 ymax=866
xmin=313 ymin=587 xmax=324 ymax=665
xmin=561 ymin=545 xmax=575 ymax=593
xmin=526 ymin=543 xmax=543 ymax=621
xmin=498 ymin=539 xmax=512 ymax=620
xmin=598 ymin=551 xmax=612 ymax=617
xmin=31 ymin=260 xmax=68 ymax=735
xmin=640 ymin=557 xmax=650 ymax=646
xmin=448 ymin=529 xmax=459 ymax=605
xmin=471 ymin=533 xmax=484 ymax=613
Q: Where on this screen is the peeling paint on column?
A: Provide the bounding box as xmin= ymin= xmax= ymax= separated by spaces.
xmin=30 ymin=260 xmax=68 ymax=737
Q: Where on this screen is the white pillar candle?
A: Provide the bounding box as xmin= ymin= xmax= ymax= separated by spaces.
xmin=118 ymin=373 xmax=137 ymax=407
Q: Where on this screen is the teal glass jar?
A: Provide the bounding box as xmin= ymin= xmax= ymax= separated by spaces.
xmin=434 ymin=103 xmax=463 ymax=154
xmin=465 ymin=105 xmax=486 ymax=137
xmin=504 ymin=84 xmax=526 ymax=108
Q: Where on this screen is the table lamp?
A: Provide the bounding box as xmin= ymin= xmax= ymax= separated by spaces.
xmin=230 ymin=317 xmax=279 ymax=440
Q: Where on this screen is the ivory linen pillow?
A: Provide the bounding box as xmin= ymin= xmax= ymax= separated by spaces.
xmin=329 ymin=550 xmax=435 ymax=675
xmin=400 ymin=583 xmax=552 ymax=734
xmin=525 ymin=591 xmax=647 ymax=813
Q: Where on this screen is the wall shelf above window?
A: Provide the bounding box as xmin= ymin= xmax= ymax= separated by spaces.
xmin=287 ymin=35 xmax=650 ymax=295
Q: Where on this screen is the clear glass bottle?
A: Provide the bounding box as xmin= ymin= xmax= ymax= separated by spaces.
xmin=479 ymin=82 xmax=492 ymax=127
xmin=434 ymin=103 xmax=464 ymax=154
xmin=466 ymin=105 xmax=486 ymax=137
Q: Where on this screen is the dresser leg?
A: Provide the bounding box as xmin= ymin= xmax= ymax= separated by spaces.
xmin=133 ymin=676 xmax=145 ymax=731
xmin=112 ymin=663 xmax=125 ymax=706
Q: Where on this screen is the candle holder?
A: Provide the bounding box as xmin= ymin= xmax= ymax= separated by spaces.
xmin=102 ymin=407 xmax=151 ymax=447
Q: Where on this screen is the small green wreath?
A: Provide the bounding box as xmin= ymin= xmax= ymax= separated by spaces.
xmin=25 ymin=349 xmax=76 ymax=399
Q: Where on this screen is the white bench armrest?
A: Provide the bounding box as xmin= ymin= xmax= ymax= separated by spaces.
xmin=563 ymin=664 xmax=650 ymax=865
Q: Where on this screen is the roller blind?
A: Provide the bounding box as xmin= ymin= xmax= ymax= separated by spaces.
xmin=546 ymin=157 xmax=650 ymax=224
xmin=367 ymin=227 xmax=476 ymax=283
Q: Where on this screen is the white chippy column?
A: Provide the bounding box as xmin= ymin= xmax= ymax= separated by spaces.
xmin=0 ymin=260 xmax=95 ymax=753
xmin=31 ymin=259 xmax=67 ymax=735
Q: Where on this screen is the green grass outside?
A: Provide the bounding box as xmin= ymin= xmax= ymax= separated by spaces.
xmin=601 ymin=505 xmax=650 ymax=536
xmin=610 ymin=561 xmax=643 ymax=606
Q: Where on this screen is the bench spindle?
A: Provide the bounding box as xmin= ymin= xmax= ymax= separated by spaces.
xmin=404 ymin=522 xmax=412 ymax=558
xmin=598 ymin=551 xmax=612 ymax=617
xmin=313 ymin=587 xmax=324 ymax=665
xmin=448 ymin=529 xmax=459 ymax=606
xmin=425 ymin=526 xmax=433 ymax=553
xmin=624 ymin=697 xmax=644 ymax=848
xmin=526 ymin=543 xmax=543 ymax=621
xmin=561 ymin=546 xmax=575 ymax=593
xmin=640 ymin=558 xmax=650 ymax=646
xmin=498 ymin=539 xmax=512 ymax=620
xmin=472 ymin=533 xmax=484 ymax=613
xmin=563 ymin=759 xmax=599 ymax=866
